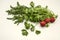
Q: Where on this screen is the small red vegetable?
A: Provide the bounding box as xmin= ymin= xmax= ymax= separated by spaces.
xmin=40 ymin=21 xmax=46 ymax=27
xmin=50 ymin=17 xmax=55 ymax=23
xmin=44 ymin=18 xmax=50 ymax=23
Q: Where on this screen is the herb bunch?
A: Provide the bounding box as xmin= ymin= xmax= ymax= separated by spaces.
xmin=6 ymin=1 xmax=58 ymax=36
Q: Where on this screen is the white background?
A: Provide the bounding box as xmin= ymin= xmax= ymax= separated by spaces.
xmin=0 ymin=0 xmax=60 ymax=40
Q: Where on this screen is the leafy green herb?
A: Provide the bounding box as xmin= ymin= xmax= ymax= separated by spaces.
xmin=24 ymin=22 xmax=30 ymax=29
xmin=35 ymin=30 xmax=41 ymax=35
xmin=45 ymin=23 xmax=49 ymax=27
xmin=17 ymin=2 xmax=20 ymax=6
xmin=21 ymin=29 xmax=28 ymax=36
xmin=30 ymin=1 xmax=34 ymax=7
xmin=30 ymin=24 xmax=35 ymax=32
xmin=6 ymin=1 xmax=56 ymax=23
xmin=55 ymin=15 xmax=58 ymax=19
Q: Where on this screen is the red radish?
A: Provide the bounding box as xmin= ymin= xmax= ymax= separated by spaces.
xmin=44 ymin=18 xmax=50 ymax=23
xmin=40 ymin=21 xmax=46 ymax=27
xmin=50 ymin=17 xmax=55 ymax=23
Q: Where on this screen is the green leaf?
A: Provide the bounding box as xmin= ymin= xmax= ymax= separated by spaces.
xmin=24 ymin=15 xmax=29 ymax=21
xmin=30 ymin=1 xmax=34 ymax=7
xmin=35 ymin=30 xmax=41 ymax=35
xmin=14 ymin=16 xmax=24 ymax=25
xmin=10 ymin=5 xmax=14 ymax=9
xmin=30 ymin=24 xmax=35 ymax=32
xmin=45 ymin=23 xmax=49 ymax=27
xmin=24 ymin=22 xmax=30 ymax=29
xmin=14 ymin=21 xmax=19 ymax=24
xmin=17 ymin=2 xmax=20 ymax=6
xmin=55 ymin=15 xmax=58 ymax=18
xmin=18 ymin=17 xmax=24 ymax=22
xmin=7 ymin=18 xmax=13 ymax=20
xmin=45 ymin=6 xmax=48 ymax=9
xmin=21 ymin=29 xmax=28 ymax=36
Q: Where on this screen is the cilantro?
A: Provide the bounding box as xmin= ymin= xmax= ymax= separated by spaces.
xmin=24 ymin=22 xmax=30 ymax=29
xmin=35 ymin=30 xmax=41 ymax=35
xmin=21 ymin=29 xmax=28 ymax=36
xmin=30 ymin=24 xmax=35 ymax=32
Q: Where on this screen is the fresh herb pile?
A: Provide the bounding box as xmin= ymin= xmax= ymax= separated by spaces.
xmin=6 ymin=1 xmax=58 ymax=36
